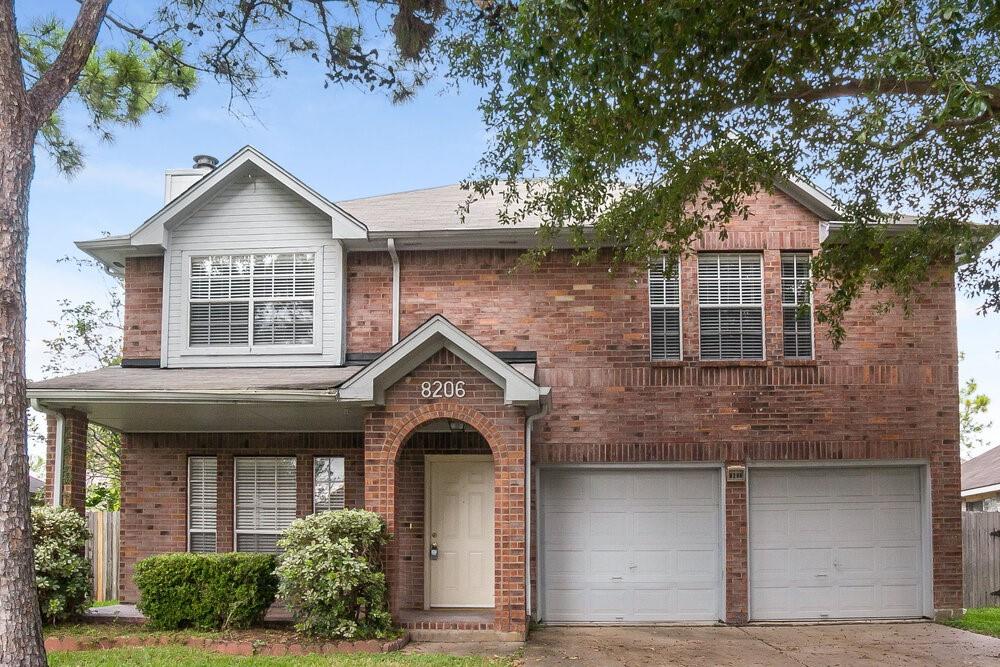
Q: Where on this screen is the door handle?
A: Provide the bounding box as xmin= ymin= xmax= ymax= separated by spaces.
xmin=611 ymin=576 xmax=624 ymax=582
xmin=429 ymin=542 xmax=439 ymax=560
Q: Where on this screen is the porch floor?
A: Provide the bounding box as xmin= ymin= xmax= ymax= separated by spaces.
xmin=396 ymin=608 xmax=495 ymax=631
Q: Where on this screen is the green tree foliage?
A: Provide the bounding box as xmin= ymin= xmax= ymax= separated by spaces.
xmin=961 ymin=377 xmax=993 ymax=449
xmin=445 ymin=0 xmax=1000 ymax=342
xmin=39 ymin=258 xmax=123 ymax=511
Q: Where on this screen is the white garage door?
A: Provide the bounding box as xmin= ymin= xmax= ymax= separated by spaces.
xmin=540 ymin=467 xmax=722 ymax=623
xmin=749 ymin=466 xmax=926 ymax=621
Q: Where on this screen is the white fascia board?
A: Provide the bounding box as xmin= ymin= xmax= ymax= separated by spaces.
xmin=338 ymin=315 xmax=545 ymax=405
xmin=75 ymin=236 xmax=162 ymax=277
xmin=961 ymin=482 xmax=1000 ymax=497
xmin=28 ymin=388 xmax=340 ymax=405
xmin=772 ymin=174 xmax=841 ymax=220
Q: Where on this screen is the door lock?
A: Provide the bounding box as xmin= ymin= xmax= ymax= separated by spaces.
xmin=429 ymin=542 xmax=439 ymax=561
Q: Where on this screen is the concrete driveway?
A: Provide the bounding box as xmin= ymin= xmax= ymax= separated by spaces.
xmin=524 ymin=623 xmax=1000 ymax=666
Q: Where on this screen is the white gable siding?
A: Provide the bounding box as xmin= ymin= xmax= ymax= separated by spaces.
xmin=165 ymin=173 xmax=345 ymax=367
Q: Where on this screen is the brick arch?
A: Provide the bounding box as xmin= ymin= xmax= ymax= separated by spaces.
xmin=382 ymin=402 xmax=506 ymax=465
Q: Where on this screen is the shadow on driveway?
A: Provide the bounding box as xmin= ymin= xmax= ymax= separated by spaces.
xmin=524 ymin=623 xmax=1000 ymax=666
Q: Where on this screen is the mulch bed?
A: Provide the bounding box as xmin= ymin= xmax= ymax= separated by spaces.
xmin=45 ymin=627 xmax=409 ymax=656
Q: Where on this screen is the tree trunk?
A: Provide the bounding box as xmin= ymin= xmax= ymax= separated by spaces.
xmin=0 ymin=123 xmax=44 ymax=664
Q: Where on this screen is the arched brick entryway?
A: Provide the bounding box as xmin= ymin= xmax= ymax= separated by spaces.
xmin=365 ymin=399 xmax=527 ymax=636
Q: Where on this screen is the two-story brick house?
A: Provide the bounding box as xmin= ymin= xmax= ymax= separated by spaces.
xmin=29 ymin=146 xmax=963 ymax=639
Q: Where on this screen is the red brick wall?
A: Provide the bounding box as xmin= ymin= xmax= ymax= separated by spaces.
xmin=118 ymin=432 xmax=363 ymax=601
xmin=364 ymin=350 xmax=528 ymax=634
xmin=123 ymin=256 xmax=163 ymax=362
xmin=344 ymin=189 xmax=962 ymax=616
xmin=44 ymin=409 xmax=88 ymax=514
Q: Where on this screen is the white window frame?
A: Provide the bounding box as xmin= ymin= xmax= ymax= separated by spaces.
xmin=233 ymin=456 xmax=297 ymax=553
xmin=181 ymin=248 xmax=323 ymax=356
xmin=781 ymin=252 xmax=814 ymax=359
xmin=187 ymin=456 xmax=217 ymax=553
xmin=697 ymin=252 xmax=765 ymax=360
xmin=648 ymin=257 xmax=683 ymax=361
xmin=313 ymin=456 xmax=346 ymax=513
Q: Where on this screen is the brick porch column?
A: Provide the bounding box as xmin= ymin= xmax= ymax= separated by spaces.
xmin=45 ymin=409 xmax=88 ymax=515
xmin=724 ymin=463 xmax=749 ymax=624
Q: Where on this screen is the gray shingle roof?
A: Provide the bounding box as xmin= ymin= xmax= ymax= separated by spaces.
xmin=28 ymin=366 xmax=362 ymax=392
xmin=337 ymin=183 xmax=548 ymax=233
xmin=962 ymin=444 xmax=1000 ymax=491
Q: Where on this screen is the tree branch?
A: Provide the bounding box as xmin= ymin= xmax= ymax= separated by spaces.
xmin=770 ymin=77 xmax=1000 ymax=108
xmin=26 ymin=0 xmax=111 ymax=127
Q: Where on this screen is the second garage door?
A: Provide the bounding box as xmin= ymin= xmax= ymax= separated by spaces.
xmin=749 ymin=466 xmax=926 ymax=621
xmin=540 ymin=467 xmax=722 ymax=623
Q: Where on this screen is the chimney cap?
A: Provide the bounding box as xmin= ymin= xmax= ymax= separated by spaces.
xmin=192 ymin=154 xmax=219 ymax=170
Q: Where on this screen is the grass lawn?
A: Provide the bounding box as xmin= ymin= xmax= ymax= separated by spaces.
xmin=944 ymin=607 xmax=1000 ymax=638
xmin=47 ymin=646 xmax=518 ymax=666
xmin=88 ymin=600 xmax=119 ymax=608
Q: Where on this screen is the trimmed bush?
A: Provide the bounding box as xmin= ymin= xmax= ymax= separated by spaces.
xmin=276 ymin=509 xmax=393 ymax=639
xmin=32 ymin=505 xmax=92 ymax=623
xmin=134 ymin=553 xmax=278 ymax=630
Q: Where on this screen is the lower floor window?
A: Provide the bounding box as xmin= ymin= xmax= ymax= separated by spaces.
xmin=314 ymin=457 xmax=346 ymax=512
xmin=188 ymin=457 xmax=217 ymax=553
xmin=235 ymin=457 xmax=297 ymax=553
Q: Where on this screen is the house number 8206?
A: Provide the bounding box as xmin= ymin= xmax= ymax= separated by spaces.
xmin=420 ymin=380 xmax=466 ymax=399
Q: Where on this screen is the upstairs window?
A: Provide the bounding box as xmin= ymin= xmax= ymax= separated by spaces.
xmin=313 ymin=457 xmax=346 ymax=512
xmin=188 ymin=457 xmax=217 ymax=553
xmin=189 ymin=252 xmax=316 ymax=348
xmin=781 ymin=252 xmax=813 ymax=359
xmin=698 ymin=253 xmax=764 ymax=360
xmin=234 ymin=457 xmax=297 ymax=554
xmin=648 ymin=257 xmax=682 ymax=360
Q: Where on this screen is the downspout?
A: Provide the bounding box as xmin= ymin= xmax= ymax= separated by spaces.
xmin=31 ymin=399 xmax=63 ymax=507
xmin=387 ymin=238 xmax=400 ymax=344
xmin=524 ymin=395 xmax=550 ymax=624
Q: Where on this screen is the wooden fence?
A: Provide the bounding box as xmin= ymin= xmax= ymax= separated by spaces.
xmin=85 ymin=510 xmax=119 ymax=602
xmin=963 ymin=511 xmax=1000 ymax=608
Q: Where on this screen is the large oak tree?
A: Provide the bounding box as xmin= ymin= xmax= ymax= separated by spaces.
xmin=446 ymin=0 xmax=1000 ymax=341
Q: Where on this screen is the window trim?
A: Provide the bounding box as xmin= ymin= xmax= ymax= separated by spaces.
xmin=180 ymin=248 xmax=324 ymax=356
xmin=697 ymin=252 xmax=766 ymax=361
xmin=648 ymin=256 xmax=683 ymax=361
xmin=781 ymin=251 xmax=815 ymax=359
xmin=232 ymin=456 xmax=298 ymax=553
xmin=313 ymin=456 xmax=346 ymax=513
xmin=187 ymin=456 xmax=217 ymax=553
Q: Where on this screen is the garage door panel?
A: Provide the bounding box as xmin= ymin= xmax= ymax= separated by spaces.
xmin=542 ymin=468 xmax=722 ymax=623
xmin=749 ymin=466 xmax=925 ymax=621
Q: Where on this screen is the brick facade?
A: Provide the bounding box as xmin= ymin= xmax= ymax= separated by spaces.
xmin=105 ymin=187 xmax=963 ymax=628
xmin=117 ymin=432 xmax=364 ymax=601
xmin=122 ymin=256 xmax=163 ymax=362
xmin=364 ymin=349 xmax=529 ymax=634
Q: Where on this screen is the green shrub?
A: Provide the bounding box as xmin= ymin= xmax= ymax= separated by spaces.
xmin=276 ymin=509 xmax=393 ymax=639
xmin=134 ymin=553 xmax=278 ymax=630
xmin=32 ymin=505 xmax=92 ymax=623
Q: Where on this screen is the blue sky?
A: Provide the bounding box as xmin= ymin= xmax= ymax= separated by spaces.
xmin=22 ymin=2 xmax=1000 ymax=461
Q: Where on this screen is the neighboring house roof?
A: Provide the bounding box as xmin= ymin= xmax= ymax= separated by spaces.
xmin=962 ymin=444 xmax=1000 ymax=495
xmin=29 ymin=475 xmax=43 ymax=493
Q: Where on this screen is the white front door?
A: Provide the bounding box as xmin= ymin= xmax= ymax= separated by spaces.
xmin=749 ymin=466 xmax=926 ymax=620
xmin=427 ymin=456 xmax=494 ymax=607
xmin=540 ymin=467 xmax=723 ymax=622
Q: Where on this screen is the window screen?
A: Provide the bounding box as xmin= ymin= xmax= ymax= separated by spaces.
xmin=189 ymin=252 xmax=315 ymax=347
xmin=313 ymin=457 xmax=346 ymax=512
xmin=698 ymin=253 xmax=764 ymax=360
xmin=234 ymin=457 xmax=297 ymax=553
xmin=188 ymin=457 xmax=217 ymax=553
xmin=781 ymin=252 xmax=813 ymax=358
xmin=649 ymin=258 xmax=681 ymax=360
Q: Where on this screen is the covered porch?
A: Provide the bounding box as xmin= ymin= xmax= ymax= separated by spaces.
xmin=28 ymin=316 xmax=549 ymax=639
